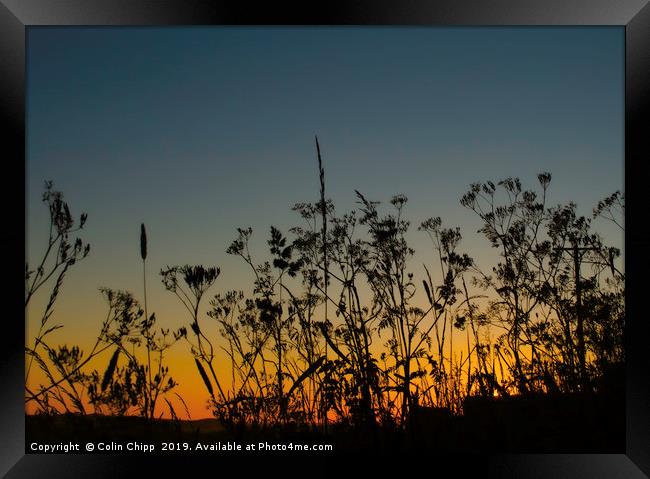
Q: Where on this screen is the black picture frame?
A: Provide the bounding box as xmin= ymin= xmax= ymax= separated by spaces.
xmin=2 ymin=1 xmax=649 ymax=477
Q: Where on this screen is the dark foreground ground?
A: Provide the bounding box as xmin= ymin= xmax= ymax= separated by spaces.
xmin=26 ymin=389 xmax=624 ymax=454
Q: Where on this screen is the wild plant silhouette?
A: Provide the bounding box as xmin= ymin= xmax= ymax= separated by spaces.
xmin=25 ymin=187 xmax=183 ymax=420
xmin=25 ymin=141 xmax=625 ymax=451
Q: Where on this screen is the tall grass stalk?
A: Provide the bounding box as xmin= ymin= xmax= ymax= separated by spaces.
xmin=316 ymin=135 xmax=329 ymax=430
xmin=140 ymin=223 xmax=154 ymax=419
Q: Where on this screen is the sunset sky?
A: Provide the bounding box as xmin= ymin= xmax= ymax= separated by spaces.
xmin=26 ymin=26 xmax=624 ymax=418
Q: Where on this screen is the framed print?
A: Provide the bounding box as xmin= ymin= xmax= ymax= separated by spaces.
xmin=2 ymin=1 xmax=649 ymax=477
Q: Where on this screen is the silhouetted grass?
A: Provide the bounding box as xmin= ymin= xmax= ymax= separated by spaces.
xmin=25 ymin=140 xmax=625 ymax=451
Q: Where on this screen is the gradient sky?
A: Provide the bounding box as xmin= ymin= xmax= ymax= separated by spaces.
xmin=26 ymin=26 xmax=624 ymax=418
